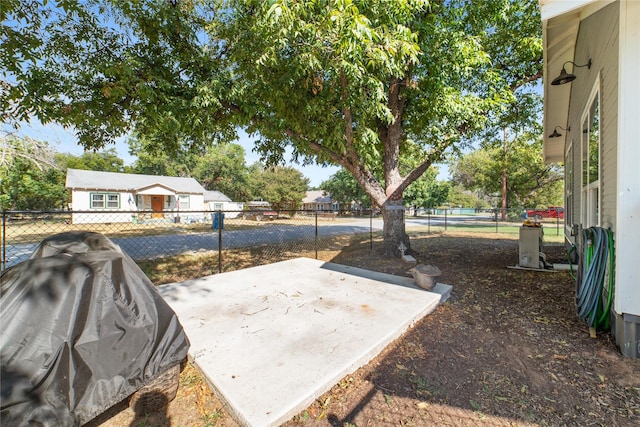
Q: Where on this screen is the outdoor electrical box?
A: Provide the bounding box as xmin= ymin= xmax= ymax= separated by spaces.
xmin=519 ymin=225 xmax=543 ymax=268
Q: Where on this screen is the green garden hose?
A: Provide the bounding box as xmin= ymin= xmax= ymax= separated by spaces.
xmin=575 ymin=227 xmax=615 ymax=330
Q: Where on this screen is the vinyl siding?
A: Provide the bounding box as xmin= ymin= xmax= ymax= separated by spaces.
xmin=566 ymin=2 xmax=619 ymax=235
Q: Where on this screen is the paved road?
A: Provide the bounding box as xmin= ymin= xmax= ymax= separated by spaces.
xmin=2 ymin=215 xmax=498 ymax=270
xmin=116 ymin=219 xmax=390 ymax=259
xmin=2 ymin=219 xmax=379 ymax=269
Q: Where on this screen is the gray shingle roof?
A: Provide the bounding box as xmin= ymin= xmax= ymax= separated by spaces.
xmin=203 ymin=190 xmax=232 ymax=202
xmin=303 ymin=190 xmax=332 ymax=204
xmin=65 ymin=169 xmax=206 ymax=194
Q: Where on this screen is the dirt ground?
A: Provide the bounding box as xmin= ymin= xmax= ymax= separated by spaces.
xmin=96 ymin=232 xmax=640 ymax=427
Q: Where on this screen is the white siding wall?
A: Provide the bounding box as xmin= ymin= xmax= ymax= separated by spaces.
xmin=181 ymin=194 xmax=205 ymax=211
xmin=567 ymin=1 xmax=640 ymax=318
xmin=566 ymin=2 xmax=618 ymax=231
xmin=71 ymin=190 xmax=137 ymax=224
xmin=206 ymin=202 xmax=244 ymax=218
xmin=616 ymin=0 xmax=640 ymax=316
xmin=71 ymin=191 xmax=206 ymax=224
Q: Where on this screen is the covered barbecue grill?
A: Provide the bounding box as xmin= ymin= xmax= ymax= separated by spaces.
xmin=1 ymin=232 xmax=190 ymax=425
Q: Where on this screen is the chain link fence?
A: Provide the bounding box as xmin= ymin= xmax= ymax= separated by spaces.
xmin=1 ymin=208 xmax=565 ymax=272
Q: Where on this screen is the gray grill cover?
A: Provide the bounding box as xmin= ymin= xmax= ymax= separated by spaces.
xmin=1 ymin=232 xmax=190 ymax=426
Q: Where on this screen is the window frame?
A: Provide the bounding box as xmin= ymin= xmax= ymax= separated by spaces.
xmin=580 ymin=77 xmax=601 ymax=228
xmin=90 ymin=192 xmax=121 ymax=209
xmin=178 ymin=194 xmax=191 ymax=210
xmin=565 ymin=140 xmax=574 ymax=237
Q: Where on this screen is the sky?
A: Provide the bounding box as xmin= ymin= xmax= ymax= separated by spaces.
xmin=9 ymin=120 xmax=449 ymax=187
xmin=9 ymin=120 xmax=342 ymax=187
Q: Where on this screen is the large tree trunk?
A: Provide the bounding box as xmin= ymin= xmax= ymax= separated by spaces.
xmin=381 ymin=199 xmax=410 ymax=257
xmin=380 ymin=78 xmax=411 ymax=257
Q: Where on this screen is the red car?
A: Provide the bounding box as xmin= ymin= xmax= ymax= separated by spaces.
xmin=526 ymin=206 xmax=564 ymax=220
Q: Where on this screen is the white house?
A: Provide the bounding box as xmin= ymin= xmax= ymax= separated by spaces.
xmin=204 ymin=190 xmax=244 ymax=219
xmin=66 ymin=169 xmax=232 ymax=224
xmin=540 ymin=0 xmax=639 ymax=357
xmin=301 ymin=190 xmax=362 ymax=212
xmin=302 ymin=190 xmax=336 ymax=211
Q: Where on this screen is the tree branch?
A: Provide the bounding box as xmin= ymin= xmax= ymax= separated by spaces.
xmin=510 ymin=70 xmax=543 ymax=92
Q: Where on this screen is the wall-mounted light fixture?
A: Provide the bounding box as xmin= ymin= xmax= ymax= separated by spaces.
xmin=551 ymin=59 xmax=592 ymax=85
xmin=549 ymin=126 xmax=570 ymax=138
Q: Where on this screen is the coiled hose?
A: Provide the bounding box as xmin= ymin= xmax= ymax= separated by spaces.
xmin=575 ymin=227 xmax=615 ymax=330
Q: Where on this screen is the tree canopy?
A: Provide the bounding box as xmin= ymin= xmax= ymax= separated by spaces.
xmin=2 ymin=0 xmax=544 ymax=254
xmin=248 ymin=165 xmax=309 ymax=211
xmin=320 ymin=168 xmax=371 ymax=210
xmin=0 ymin=135 xmax=66 ymax=210
xmin=55 ymin=148 xmax=125 ymax=173
xmin=451 ymin=134 xmax=563 ymax=209
xmin=192 ymin=144 xmax=252 ymax=202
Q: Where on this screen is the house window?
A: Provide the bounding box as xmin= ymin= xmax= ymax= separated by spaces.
xmin=90 ymin=193 xmax=120 ymax=209
xmin=581 ymin=83 xmax=600 ymax=228
xmin=178 ymin=195 xmax=190 ymax=209
xmin=213 ymin=203 xmax=223 ymax=210
xmin=565 ymin=142 xmax=573 ymax=231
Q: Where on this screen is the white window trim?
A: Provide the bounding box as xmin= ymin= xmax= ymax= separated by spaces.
xmin=565 ymin=140 xmax=574 ymax=239
xmin=178 ymin=194 xmax=190 ymax=210
xmin=580 ymin=75 xmax=601 ymax=228
xmin=90 ymin=192 xmax=120 ymax=209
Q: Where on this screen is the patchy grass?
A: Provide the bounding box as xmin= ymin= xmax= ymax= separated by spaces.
xmin=136 ymin=234 xmax=360 ymax=284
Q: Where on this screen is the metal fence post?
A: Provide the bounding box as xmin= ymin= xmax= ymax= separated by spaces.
xmin=496 ymin=210 xmax=499 ymax=233
xmin=444 ymin=209 xmax=447 ymax=232
xmin=370 ymin=209 xmax=373 ymax=249
xmin=315 ymin=211 xmax=318 ymax=259
xmin=2 ymin=211 xmax=5 ymax=271
xmin=217 ymin=210 xmax=223 ymax=273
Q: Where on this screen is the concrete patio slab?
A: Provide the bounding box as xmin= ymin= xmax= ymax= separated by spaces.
xmin=158 ymin=257 xmax=452 ymax=427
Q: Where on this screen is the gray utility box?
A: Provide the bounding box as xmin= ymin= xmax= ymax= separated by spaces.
xmin=519 ymin=226 xmax=543 ymax=268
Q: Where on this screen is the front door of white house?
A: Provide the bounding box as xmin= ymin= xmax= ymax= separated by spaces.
xmin=151 ymin=196 xmax=163 ymax=218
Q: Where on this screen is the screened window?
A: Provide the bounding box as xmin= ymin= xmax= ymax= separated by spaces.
xmin=91 ymin=193 xmax=120 ymax=209
xmin=581 ymin=85 xmax=600 ymax=227
xmin=178 ymin=195 xmax=190 ymax=209
xmin=565 ymin=142 xmax=574 ymax=229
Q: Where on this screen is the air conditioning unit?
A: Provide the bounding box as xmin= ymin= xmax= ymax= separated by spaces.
xmin=519 ymin=226 xmax=543 ymax=268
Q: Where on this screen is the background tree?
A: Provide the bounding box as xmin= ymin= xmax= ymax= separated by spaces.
xmin=451 ymin=135 xmax=563 ymax=210
xmin=470 ymin=91 xmax=545 ymax=219
xmin=446 ymin=185 xmax=489 ymax=211
xmin=0 ymin=157 xmax=67 ymax=210
xmin=0 ymin=136 xmax=67 ymax=209
xmin=1 ymin=133 xmax=57 ymax=170
xmin=127 ymin=137 xmax=197 ymax=177
xmin=192 ymin=144 xmax=252 ymax=202
xmin=402 ymin=169 xmax=450 ymax=212
xmin=128 ymin=139 xmax=255 ymax=202
xmin=399 ymin=145 xmax=449 ymax=210
xmin=320 ymin=169 xmax=371 ymax=211
xmin=55 ymin=148 xmax=125 ymax=173
xmin=5 ymin=0 xmax=543 ymax=256
xmin=249 ymin=165 xmax=309 ymax=211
